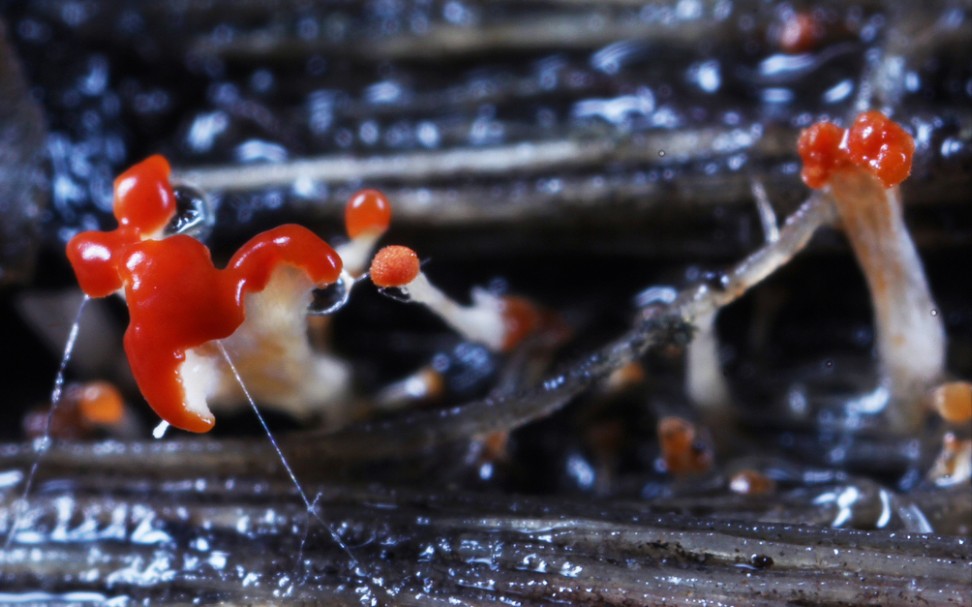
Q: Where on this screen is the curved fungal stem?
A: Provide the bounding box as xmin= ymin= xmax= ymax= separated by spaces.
xmin=678 ymin=191 xmax=837 ymax=317
xmin=798 ymin=111 xmax=945 ymax=428
xmin=370 ymin=244 xmax=542 ymax=353
xmin=683 ymin=179 xmax=790 ymax=416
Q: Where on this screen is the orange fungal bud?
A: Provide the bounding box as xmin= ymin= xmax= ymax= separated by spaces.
xmin=658 ymin=416 xmax=713 ymax=476
xmin=370 ymin=245 xmax=421 ymax=288
xmin=845 ymin=111 xmax=915 ymax=188
xmin=931 ymin=381 xmax=972 ymax=425
xmin=345 ymin=189 xmax=392 ymax=239
xmin=76 ymin=381 xmax=126 ymax=426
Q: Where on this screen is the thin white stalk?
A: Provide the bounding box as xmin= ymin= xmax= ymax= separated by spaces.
xmin=404 ymin=273 xmax=506 ymax=352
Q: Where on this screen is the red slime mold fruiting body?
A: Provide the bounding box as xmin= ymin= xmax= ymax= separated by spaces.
xmin=66 ymin=230 xmax=130 ymax=298
xmin=796 ymin=121 xmax=848 ymax=189
xmin=75 ymin=381 xmax=125 ymax=426
xmin=112 ymin=154 xmax=177 ymax=233
xmin=797 ymin=111 xmax=914 ymax=190
xmin=796 ymin=112 xmax=943 ymax=427
xmin=339 ymin=189 xmax=394 ymax=277
xmin=345 ymin=189 xmax=392 ymax=238
xmin=120 ymin=235 xmax=238 ymax=432
xmin=845 ymin=111 xmax=915 ymax=189
xmin=228 ymin=225 xmax=344 ymax=295
xmin=370 ymin=245 xmax=420 ymax=288
xmin=67 ymin=156 xmax=343 ymax=432
xmin=368 ymin=243 xmax=549 ymax=353
xmin=67 ymin=155 xmax=178 ymax=297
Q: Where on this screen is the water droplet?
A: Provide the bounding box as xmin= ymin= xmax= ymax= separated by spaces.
xmin=308 ymin=274 xmax=353 ymax=316
xmin=152 ymin=420 xmax=169 ymax=439
xmin=166 ymin=185 xmax=215 ymax=241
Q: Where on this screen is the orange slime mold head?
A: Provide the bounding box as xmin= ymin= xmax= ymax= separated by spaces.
xmin=370 ymin=245 xmax=421 ymax=288
xmin=845 ymin=110 xmax=915 ymax=189
xmin=797 ymin=111 xmax=914 ymax=190
xmin=345 ymin=189 xmax=392 ymax=238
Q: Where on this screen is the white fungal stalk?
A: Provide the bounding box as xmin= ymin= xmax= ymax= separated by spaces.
xmin=796 ymin=111 xmax=947 ymax=429
xmin=204 ymin=266 xmax=350 ymax=423
xmin=685 ymin=307 xmax=731 ymax=412
xmin=827 ymin=171 xmax=945 ymax=402
xmin=400 ymin=272 xmax=508 ymax=352
xmin=369 ymin=245 xmax=539 ymax=353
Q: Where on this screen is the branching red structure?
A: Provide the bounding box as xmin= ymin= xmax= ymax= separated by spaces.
xmin=67 ymin=156 xmax=343 ymax=432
